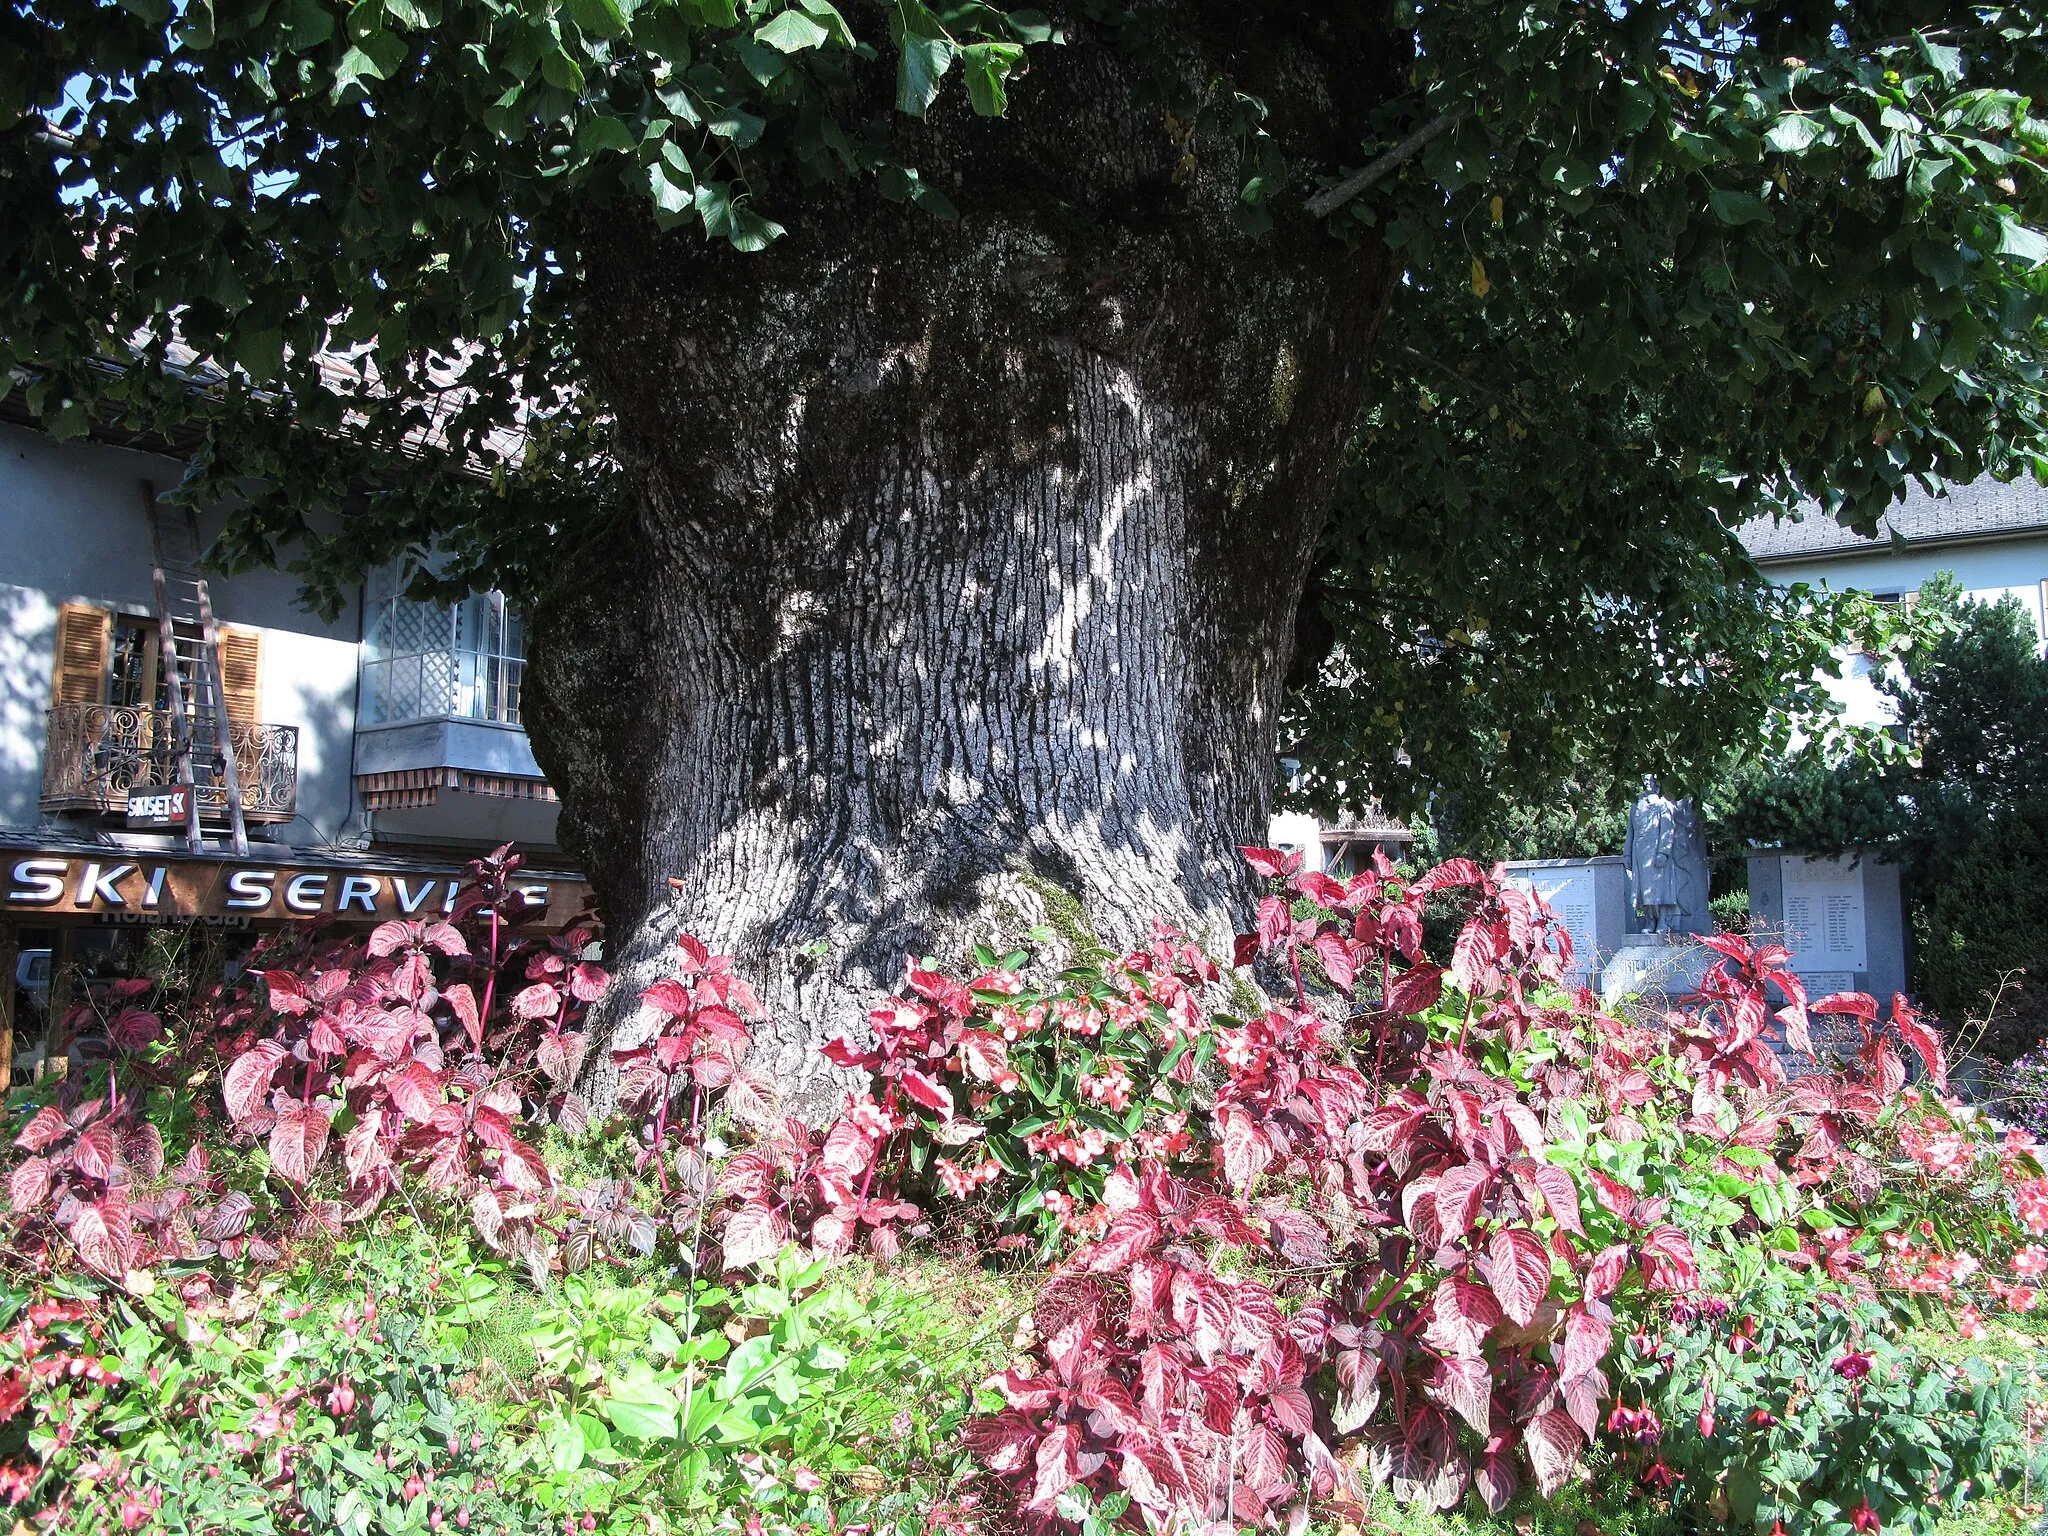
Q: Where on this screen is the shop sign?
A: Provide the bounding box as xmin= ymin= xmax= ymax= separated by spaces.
xmin=126 ymin=785 xmax=193 ymax=827
xmin=2 ymin=853 xmax=589 ymax=927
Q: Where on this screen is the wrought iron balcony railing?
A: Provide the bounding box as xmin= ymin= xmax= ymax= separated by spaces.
xmin=41 ymin=703 xmax=299 ymax=823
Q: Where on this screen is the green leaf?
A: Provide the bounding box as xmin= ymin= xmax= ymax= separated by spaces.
xmin=1913 ymin=238 xmax=1966 ymax=289
xmin=723 ymin=1333 xmax=775 ymax=1387
xmin=282 ymin=0 xmax=334 ymax=50
xmin=704 ymin=104 xmax=765 ymax=144
xmin=960 ymin=41 xmax=1021 ymax=116
xmin=602 ymin=1393 xmax=679 ymax=1439
xmin=755 ymin=8 xmax=829 ymax=52
xmin=541 ymin=49 xmax=587 ymax=92
xmin=648 ymin=159 xmax=696 ymax=219
xmin=1005 ymin=8 xmax=1053 ymax=43
xmin=1616 ymin=78 xmax=1656 ymax=137
xmin=235 ymin=327 xmax=285 ymax=382
xmin=736 ymin=40 xmax=789 ymax=86
xmin=1707 ymin=187 xmax=1768 ymax=225
xmin=175 ymin=0 xmax=216 ymax=48
xmin=577 ymin=115 xmax=638 ymax=155
xmin=543 ymin=1414 xmax=587 ymax=1473
xmin=897 ymin=33 xmax=956 ymax=119
xmin=797 ymin=0 xmax=856 ymax=47
xmin=570 ymin=0 xmax=630 ymax=37
xmin=1764 ymin=114 xmax=1824 ymax=154
xmin=330 ymin=45 xmax=392 ymax=97
xmin=1997 ymin=219 xmax=2048 ymax=265
xmin=633 ymin=11 xmax=694 ymax=63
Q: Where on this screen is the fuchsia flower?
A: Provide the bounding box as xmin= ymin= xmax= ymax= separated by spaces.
xmin=1851 ymin=1499 xmax=1882 ymax=1533
xmin=1833 ymin=1350 xmax=1875 ymax=1381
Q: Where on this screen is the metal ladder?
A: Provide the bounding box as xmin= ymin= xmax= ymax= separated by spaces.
xmin=140 ymin=481 xmax=249 ymax=856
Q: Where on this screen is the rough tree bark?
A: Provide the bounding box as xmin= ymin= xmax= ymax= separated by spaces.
xmin=524 ymin=7 xmax=1405 ymax=1117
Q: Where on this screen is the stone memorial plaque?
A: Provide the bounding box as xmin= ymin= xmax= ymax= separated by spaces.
xmin=1779 ymin=855 xmax=1868 ymax=974
xmin=1797 ymin=971 xmax=1856 ymax=996
xmin=1507 ymin=866 xmax=1598 ymax=980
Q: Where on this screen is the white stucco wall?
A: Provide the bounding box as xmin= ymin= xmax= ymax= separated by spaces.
xmin=1267 ymin=810 xmax=1329 ymax=873
xmin=1762 ymin=533 xmax=2048 ymax=731
xmin=1763 ymin=534 xmax=2048 ymax=648
xmin=0 ymin=422 xmax=362 ymax=844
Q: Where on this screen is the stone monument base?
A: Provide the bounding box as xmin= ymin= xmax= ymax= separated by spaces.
xmin=1599 ymin=935 xmax=1717 ymax=1012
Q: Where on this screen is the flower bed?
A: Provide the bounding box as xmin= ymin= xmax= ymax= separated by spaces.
xmin=3 ymin=845 xmax=2045 ymax=1535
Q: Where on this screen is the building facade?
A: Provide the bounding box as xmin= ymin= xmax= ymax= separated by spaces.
xmin=0 ymin=419 xmax=585 ymax=1083
xmin=1740 ymin=475 xmax=2048 ymax=727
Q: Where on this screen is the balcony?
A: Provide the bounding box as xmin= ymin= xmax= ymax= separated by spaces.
xmin=41 ymin=703 xmax=299 ymax=823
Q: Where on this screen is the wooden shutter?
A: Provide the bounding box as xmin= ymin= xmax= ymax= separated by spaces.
xmin=50 ymin=603 xmax=111 ymax=705
xmin=219 ymin=626 xmax=264 ymax=725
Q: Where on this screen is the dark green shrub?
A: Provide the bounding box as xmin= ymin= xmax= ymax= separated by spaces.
xmin=1912 ymin=795 xmax=2048 ymax=1060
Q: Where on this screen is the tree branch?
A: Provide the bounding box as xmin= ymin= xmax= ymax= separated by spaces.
xmin=1306 ymin=108 xmax=1466 ymax=220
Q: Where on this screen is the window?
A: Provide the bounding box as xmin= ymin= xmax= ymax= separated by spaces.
xmin=50 ymin=603 xmax=261 ymax=722
xmin=362 ymin=580 xmax=526 ymax=727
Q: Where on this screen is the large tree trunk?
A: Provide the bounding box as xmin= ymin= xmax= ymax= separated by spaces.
xmin=525 ymin=10 xmax=1402 ymax=1118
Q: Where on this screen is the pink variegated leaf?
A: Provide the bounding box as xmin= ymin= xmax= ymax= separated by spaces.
xmin=1087 ymin=1211 xmax=1163 ymax=1271
xmin=445 ymin=983 xmax=483 ymax=1051
xmin=1586 ymin=1166 xmax=1637 ymax=1223
xmin=958 ymin=1413 xmax=1041 ymax=1476
xmin=1383 ymin=963 xmax=1445 ymax=1018
xmin=385 ymin=1060 xmax=445 ymax=1122
xmin=1218 ymin=1105 xmax=1275 ymax=1190
xmin=1410 ymin=857 xmax=1486 ymax=894
xmin=1892 ymin=994 xmax=1948 ymax=1093
xmin=366 ymin=920 xmax=416 ymax=957
xmin=13 ymin=1105 xmax=69 ymax=1153
xmin=268 ymin=1107 xmax=332 ymax=1185
xmin=1582 ymin=1242 xmax=1631 ymax=1298
xmin=1239 ymin=846 xmax=1293 ymax=880
xmin=1487 ymin=1226 xmax=1552 ymax=1326
xmin=1028 ymin=1423 xmax=1083 ymax=1512
xmin=1255 ymin=895 xmax=1290 ymax=951
xmin=1294 ymin=871 xmax=1346 ymax=908
xmin=1638 ymin=1226 xmax=1699 ymax=1292
xmin=423 ymin=922 xmax=467 ymax=956
xmin=898 ymin=1067 xmax=954 ymax=1119
xmin=1514 ymin=1160 xmax=1583 ymax=1235
xmin=71 ymin=1122 xmax=118 ymax=1181
xmin=1523 ymin=1409 xmax=1584 ymax=1497
xmin=1558 ymin=1304 xmax=1612 ymax=1380
xmin=1433 ymin=1163 xmax=1491 ymax=1241
xmin=1777 ymin=1003 xmax=1814 ymax=1057
xmin=1312 ymin=932 xmax=1356 ymax=994
xmin=818 ymin=1035 xmax=877 ymax=1070
xmin=223 ymin=1041 xmax=289 ymax=1123
xmin=721 ymin=1204 xmax=789 ymax=1269
xmin=1473 ymin=1448 xmax=1520 ymax=1514
xmin=9 ymin=1157 xmax=52 ymax=1214
xmin=1432 ymin=1355 xmax=1494 ymax=1434
xmin=66 ymin=1192 xmax=134 ymax=1277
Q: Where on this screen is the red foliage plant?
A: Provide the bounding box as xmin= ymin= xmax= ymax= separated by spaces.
xmin=726 ymin=845 xmax=2016 ymax=1534
xmin=209 ymin=846 xmax=606 ymax=1273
